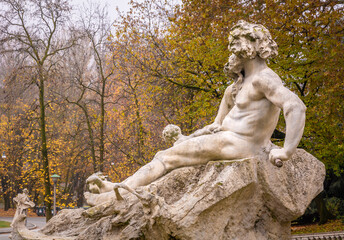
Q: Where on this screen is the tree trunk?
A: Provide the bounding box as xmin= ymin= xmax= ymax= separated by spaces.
xmin=99 ymin=83 xmax=105 ymax=172
xmin=314 ymin=191 xmax=334 ymax=225
xmin=76 ymin=176 xmax=85 ymax=207
xmin=39 ymin=74 xmax=52 ymax=221
xmin=85 ymin=112 xmax=97 ymax=172
xmin=4 ymin=193 xmax=11 ymax=211
xmin=135 ymin=95 xmax=145 ymax=165
xmin=71 ymin=102 xmax=97 ymax=172
xmin=1 ymin=176 xmax=11 ymax=211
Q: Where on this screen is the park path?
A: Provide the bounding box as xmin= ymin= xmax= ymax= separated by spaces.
xmin=291 ymin=231 xmax=344 ymax=239
xmin=1 ymin=215 xmax=344 ymax=239
xmin=0 ymin=216 xmax=46 ymax=240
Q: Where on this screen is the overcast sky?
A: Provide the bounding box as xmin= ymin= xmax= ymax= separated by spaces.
xmin=71 ymin=0 xmax=131 ymax=22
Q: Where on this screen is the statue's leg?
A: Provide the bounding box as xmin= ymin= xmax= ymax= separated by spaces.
xmin=123 ymin=154 xmax=167 ymax=189
xmin=124 ymin=131 xmax=251 ymax=189
xmin=161 ymin=131 xmax=251 ymax=169
xmin=84 ymin=132 xmax=253 ymax=206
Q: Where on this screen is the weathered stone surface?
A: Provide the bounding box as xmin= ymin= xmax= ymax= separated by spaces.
xmin=258 ymin=145 xmax=326 ymax=222
xmin=36 ymin=147 xmax=324 ymax=240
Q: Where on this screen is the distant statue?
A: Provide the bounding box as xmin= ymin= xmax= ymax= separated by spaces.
xmin=10 ymin=189 xmax=35 ymax=240
xmin=85 ymin=20 xmax=306 ymax=206
xmin=12 ymin=188 xmax=35 ymax=227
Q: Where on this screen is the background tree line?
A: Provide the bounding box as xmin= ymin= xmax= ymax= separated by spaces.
xmin=0 ymin=0 xmax=343 ymax=223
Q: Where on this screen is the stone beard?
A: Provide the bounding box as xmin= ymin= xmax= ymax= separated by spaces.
xmin=224 ymin=54 xmax=244 ymax=81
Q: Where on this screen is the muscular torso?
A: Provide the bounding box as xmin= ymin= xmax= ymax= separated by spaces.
xmin=221 ymin=70 xmax=281 ymax=147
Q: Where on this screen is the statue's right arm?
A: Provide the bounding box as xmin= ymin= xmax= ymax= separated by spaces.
xmin=205 ymin=84 xmax=234 ymax=132
xmin=185 ymin=84 xmax=234 ymax=138
xmin=254 ymin=71 xmax=306 ymax=162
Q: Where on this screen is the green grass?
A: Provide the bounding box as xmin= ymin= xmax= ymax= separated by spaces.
xmin=292 ymin=219 xmax=344 ymax=235
xmin=0 ymin=221 xmax=11 ymax=228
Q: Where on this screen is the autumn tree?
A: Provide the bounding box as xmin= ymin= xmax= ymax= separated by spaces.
xmin=71 ymin=2 xmax=117 ymax=172
xmin=113 ymin=0 xmax=343 ymax=222
xmin=247 ymin=0 xmax=344 ymax=224
xmin=0 ymin=0 xmax=75 ymax=221
xmin=0 ymin=0 xmax=341 ymax=222
xmin=0 ymin=51 xmax=43 ymax=210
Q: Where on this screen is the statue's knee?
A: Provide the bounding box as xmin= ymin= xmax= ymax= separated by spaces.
xmin=161 ymin=156 xmax=182 ymax=171
xmin=154 ymin=150 xmax=165 ymax=159
xmin=154 ymin=150 xmax=182 ymax=171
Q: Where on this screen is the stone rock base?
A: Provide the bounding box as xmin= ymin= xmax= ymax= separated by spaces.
xmin=39 ymin=147 xmax=325 ymax=240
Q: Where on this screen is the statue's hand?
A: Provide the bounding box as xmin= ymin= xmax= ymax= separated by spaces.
xmin=269 ymin=148 xmax=290 ymax=165
xmin=205 ymin=122 xmax=222 ymax=133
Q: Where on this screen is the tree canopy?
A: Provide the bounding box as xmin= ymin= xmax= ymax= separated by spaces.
xmin=0 ymin=0 xmax=343 ymax=222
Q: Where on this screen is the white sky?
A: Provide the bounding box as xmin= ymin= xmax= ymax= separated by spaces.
xmin=71 ymin=0 xmax=131 ymax=22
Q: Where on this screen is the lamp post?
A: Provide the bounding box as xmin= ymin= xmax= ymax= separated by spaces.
xmin=51 ymin=174 xmax=60 ymax=216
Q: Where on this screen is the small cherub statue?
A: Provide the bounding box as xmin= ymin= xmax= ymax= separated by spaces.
xmin=162 ymin=124 xmax=219 ymax=146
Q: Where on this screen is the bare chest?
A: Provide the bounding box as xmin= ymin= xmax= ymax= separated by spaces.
xmin=232 ymin=80 xmax=267 ymax=109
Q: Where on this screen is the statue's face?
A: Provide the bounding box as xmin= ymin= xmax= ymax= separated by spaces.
xmin=228 ymin=34 xmax=257 ymax=59
xmin=88 ymin=182 xmax=101 ymax=194
xmin=224 ymin=54 xmax=243 ymax=79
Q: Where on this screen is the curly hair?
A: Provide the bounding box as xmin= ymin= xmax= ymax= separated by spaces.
xmin=228 ymin=20 xmax=278 ymax=59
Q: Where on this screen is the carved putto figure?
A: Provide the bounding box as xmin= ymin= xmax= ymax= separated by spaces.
xmin=86 ymin=172 xmax=116 ymax=194
xmin=85 ymin=20 xmax=306 ymax=206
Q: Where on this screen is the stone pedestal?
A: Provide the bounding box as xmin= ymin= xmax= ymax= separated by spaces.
xmin=36 ymin=147 xmax=324 ymax=240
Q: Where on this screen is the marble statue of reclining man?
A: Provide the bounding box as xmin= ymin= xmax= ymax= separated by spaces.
xmin=85 ymin=20 xmax=306 ymax=206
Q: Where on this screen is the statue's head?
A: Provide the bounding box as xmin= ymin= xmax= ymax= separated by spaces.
xmin=86 ymin=172 xmax=108 ymax=194
xmin=23 ymin=188 xmax=29 ymax=195
xmin=162 ymin=124 xmax=182 ymax=144
xmin=228 ymin=20 xmax=278 ymax=60
xmin=224 ymin=20 xmax=278 ymax=86
xmin=13 ymin=189 xmax=35 ymax=215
